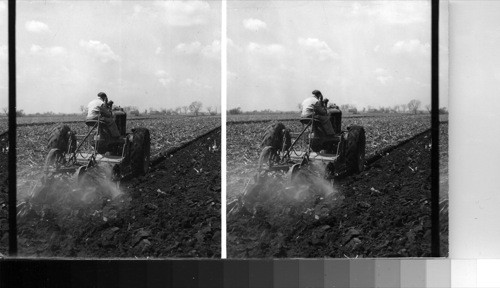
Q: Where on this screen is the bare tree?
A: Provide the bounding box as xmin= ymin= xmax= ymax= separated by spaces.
xmin=228 ymin=107 xmax=242 ymax=115
xmin=340 ymin=104 xmax=350 ymax=111
xmin=189 ymin=101 xmax=203 ymax=116
xmin=400 ymin=104 xmax=408 ymax=113
xmin=425 ymin=104 xmax=431 ymax=113
xmin=407 ymin=99 xmax=421 ymax=114
xmin=16 ymin=109 xmax=25 ymax=117
xmin=182 ymin=106 xmax=188 ymax=114
xmin=207 ymin=106 xmax=218 ymax=116
xmin=80 ymin=105 xmax=88 ymax=116
xmin=393 ymin=105 xmax=400 ymax=113
xmin=149 ymin=107 xmax=159 ymax=115
xmin=2 ymin=107 xmax=7 ymax=116
xmin=175 ymin=107 xmax=182 ymax=114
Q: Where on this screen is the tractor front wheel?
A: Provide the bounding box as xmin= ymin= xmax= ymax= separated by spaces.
xmin=130 ymin=128 xmax=151 ymax=176
xmin=345 ymin=126 xmax=366 ymax=175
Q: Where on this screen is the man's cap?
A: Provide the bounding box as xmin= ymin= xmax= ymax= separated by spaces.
xmin=312 ymin=90 xmax=322 ymax=96
xmin=97 ymin=92 xmax=107 ymax=98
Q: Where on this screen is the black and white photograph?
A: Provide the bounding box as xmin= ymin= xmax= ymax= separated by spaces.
xmin=3 ymin=0 xmax=222 ymax=258
xmin=226 ymin=0 xmax=448 ymax=258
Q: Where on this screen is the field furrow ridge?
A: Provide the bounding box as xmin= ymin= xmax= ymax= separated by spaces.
xmin=151 ymin=126 xmax=221 ymax=167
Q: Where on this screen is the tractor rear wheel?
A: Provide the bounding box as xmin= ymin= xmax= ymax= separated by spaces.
xmin=261 ymin=122 xmax=291 ymax=152
xmin=130 ymin=128 xmax=151 ymax=176
xmin=345 ymin=126 xmax=366 ymax=175
xmin=47 ymin=124 xmax=76 ymax=153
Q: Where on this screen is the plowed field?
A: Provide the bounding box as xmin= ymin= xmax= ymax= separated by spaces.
xmin=227 ymin=114 xmax=448 ymax=258
xmin=6 ymin=116 xmax=221 ymax=257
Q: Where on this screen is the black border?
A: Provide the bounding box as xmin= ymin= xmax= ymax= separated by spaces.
xmin=431 ymin=0 xmax=440 ymax=257
xmin=7 ymin=0 xmax=17 ymax=257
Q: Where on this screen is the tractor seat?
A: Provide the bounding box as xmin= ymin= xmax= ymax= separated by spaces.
xmin=299 ymin=117 xmax=321 ymax=125
xmin=85 ymin=119 xmax=106 ymax=128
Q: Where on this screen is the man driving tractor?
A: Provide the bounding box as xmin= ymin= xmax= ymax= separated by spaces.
xmin=86 ymin=92 xmax=121 ymax=138
xmin=301 ymin=90 xmax=335 ymax=135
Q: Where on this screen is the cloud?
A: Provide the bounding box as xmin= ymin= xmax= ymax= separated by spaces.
xmin=392 ymin=39 xmax=430 ymax=55
xmin=25 ymin=20 xmax=50 ymax=33
xmin=48 ymin=46 xmax=67 ymax=56
xmin=227 ymin=38 xmax=242 ymax=53
xmin=174 ymin=41 xmax=202 ymax=54
xmin=376 ymin=75 xmax=393 ymax=85
xmin=0 ymin=2 xmax=5 ymax=12
xmin=155 ymin=70 xmax=174 ymax=86
xmin=30 ymin=44 xmax=42 ymax=53
xmin=156 ymin=1 xmax=210 ymax=27
xmin=351 ymin=2 xmax=429 ymax=25
xmin=174 ymin=40 xmax=220 ymax=58
xmin=79 ymin=40 xmax=121 ymax=63
xmin=247 ymin=42 xmax=285 ymax=56
xmin=201 ymin=40 xmax=220 ymax=58
xmin=243 ymin=18 xmax=267 ymax=31
xmin=132 ymin=4 xmax=144 ymax=17
xmin=374 ymin=68 xmax=393 ymax=85
xmin=155 ymin=47 xmax=162 ymax=55
xmin=298 ymin=38 xmax=338 ymax=61
xmin=404 ymin=76 xmax=429 ymax=87
xmin=30 ymin=44 xmax=67 ymax=57
xmin=179 ymin=78 xmax=212 ymax=90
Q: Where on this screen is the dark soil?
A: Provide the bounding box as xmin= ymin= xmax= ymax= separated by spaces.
xmin=228 ymin=130 xmax=447 ymax=258
xmin=15 ymin=129 xmax=221 ymax=258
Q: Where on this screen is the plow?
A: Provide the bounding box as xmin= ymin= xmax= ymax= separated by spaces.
xmin=18 ymin=106 xmax=151 ymax=217
xmin=229 ymin=107 xmax=366 ymax=213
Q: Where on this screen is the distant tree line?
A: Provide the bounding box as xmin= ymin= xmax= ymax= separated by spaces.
xmin=5 ymin=101 xmax=218 ymax=118
xmin=145 ymin=101 xmax=217 ymax=116
xmin=227 ymin=107 xmax=301 ymax=115
xmin=294 ymin=99 xmax=448 ymax=115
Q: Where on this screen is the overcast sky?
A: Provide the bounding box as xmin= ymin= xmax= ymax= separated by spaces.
xmin=0 ymin=0 xmax=221 ymax=114
xmin=227 ymin=0 xmax=444 ymax=112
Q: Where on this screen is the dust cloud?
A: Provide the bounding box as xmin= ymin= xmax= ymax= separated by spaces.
xmin=17 ymin=163 xmax=124 ymax=219
xmin=240 ymin=161 xmax=342 ymax=213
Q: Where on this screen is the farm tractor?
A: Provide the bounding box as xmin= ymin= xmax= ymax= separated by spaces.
xmin=43 ymin=105 xmax=151 ymax=188
xmin=240 ymin=107 xmax=366 ymax=206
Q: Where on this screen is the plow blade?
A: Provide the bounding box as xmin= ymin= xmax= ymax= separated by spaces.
xmin=289 ymin=151 xmax=339 ymax=163
xmin=74 ymin=166 xmax=87 ymax=184
xmin=287 ymin=163 xmax=301 ymax=184
xmin=75 ymin=153 xmax=124 ymax=165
